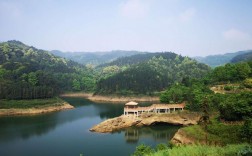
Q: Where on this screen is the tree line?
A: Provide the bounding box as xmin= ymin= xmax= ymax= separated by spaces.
xmin=0 ymin=41 xmax=96 ymax=99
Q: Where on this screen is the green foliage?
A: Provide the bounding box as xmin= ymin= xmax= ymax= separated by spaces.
xmin=28 ymin=72 xmax=38 ymax=86
xmin=155 ymin=144 xmax=169 ymax=151
xmin=96 ymin=53 xmax=211 ymax=95
xmin=0 ymin=97 xmax=64 ymax=109
xmin=240 ymin=118 xmax=252 ymax=143
xmin=160 ymin=84 xmax=188 ymax=103
xmin=211 ymin=62 xmax=251 ymax=82
xmin=224 ymin=85 xmax=233 ymax=91
xmin=148 ymin=144 xmax=250 ymax=156
xmin=182 ymin=117 xmax=244 ymax=145
xmin=219 ymin=92 xmax=252 ymax=121
xmin=237 ymin=145 xmax=252 ymax=156
xmin=243 ymin=78 xmax=252 ymax=88
xmin=132 ymin=144 xmax=154 ymax=156
xmin=0 ymin=41 xmax=97 ymax=100
xmin=72 ymin=79 xmax=81 ymax=91
xmin=207 ymin=119 xmax=242 ymax=144
xmin=159 ymin=79 xmax=214 ymax=111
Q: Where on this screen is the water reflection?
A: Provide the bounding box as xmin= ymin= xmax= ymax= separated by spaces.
xmin=123 ymin=125 xmax=180 ymax=143
xmin=0 ymin=97 xmax=180 ymax=156
xmin=0 ymin=98 xmax=93 ymax=143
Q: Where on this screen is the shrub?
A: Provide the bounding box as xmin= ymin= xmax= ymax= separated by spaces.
xmin=224 ymin=85 xmax=233 ymax=91
xmin=240 ymin=118 xmax=252 ymax=143
xmin=133 ymin=144 xmax=154 ymax=156
xmin=238 ymin=145 xmax=252 ymax=156
xmin=243 ymin=78 xmax=252 ymax=88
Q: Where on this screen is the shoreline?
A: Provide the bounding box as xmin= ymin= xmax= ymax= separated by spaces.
xmin=0 ymin=102 xmax=74 ymax=116
xmin=90 ymin=112 xmax=201 ymax=133
xmin=60 ymin=92 xmax=160 ymax=102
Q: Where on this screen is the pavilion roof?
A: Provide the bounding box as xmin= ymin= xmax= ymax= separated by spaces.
xmin=125 ymin=101 xmax=138 ymax=106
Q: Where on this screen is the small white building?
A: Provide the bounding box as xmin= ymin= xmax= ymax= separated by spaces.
xmin=124 ymin=101 xmax=139 ymax=116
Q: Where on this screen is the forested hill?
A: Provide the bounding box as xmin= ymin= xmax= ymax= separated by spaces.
xmin=0 ymin=40 xmax=94 ymax=99
xmin=231 ymin=51 xmax=252 ymax=63
xmin=50 ymin=50 xmax=142 ymax=65
xmin=98 ymin=52 xmax=176 ymax=67
xmin=194 ymin=50 xmax=251 ymax=67
xmin=96 ymin=52 xmax=211 ymax=95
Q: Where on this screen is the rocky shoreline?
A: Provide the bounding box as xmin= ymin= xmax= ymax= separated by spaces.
xmin=90 ymin=112 xmax=201 ymax=133
xmin=60 ymin=93 xmax=159 ymax=102
xmin=171 ymin=129 xmax=196 ymax=145
xmin=0 ymin=102 xmax=74 ymax=116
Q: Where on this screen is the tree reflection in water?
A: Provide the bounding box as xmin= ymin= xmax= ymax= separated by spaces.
xmin=124 ymin=123 xmax=180 ymax=143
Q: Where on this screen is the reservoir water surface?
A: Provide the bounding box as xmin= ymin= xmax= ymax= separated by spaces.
xmin=0 ymin=97 xmax=180 ymax=156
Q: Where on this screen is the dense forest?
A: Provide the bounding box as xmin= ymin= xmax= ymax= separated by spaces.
xmin=0 ymin=41 xmax=96 ymax=99
xmin=160 ymin=61 xmax=252 ymax=121
xmin=96 ymin=53 xmax=211 ymax=94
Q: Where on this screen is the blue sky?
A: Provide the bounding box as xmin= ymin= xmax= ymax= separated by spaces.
xmin=0 ymin=0 xmax=252 ymax=56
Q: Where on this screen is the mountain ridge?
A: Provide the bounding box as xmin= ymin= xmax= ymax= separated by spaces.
xmin=50 ymin=50 xmax=144 ymax=65
xmin=193 ymin=50 xmax=252 ymax=67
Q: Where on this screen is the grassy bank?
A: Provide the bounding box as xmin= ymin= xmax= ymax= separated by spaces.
xmin=0 ymin=97 xmax=65 ymax=109
xmin=181 ymin=117 xmax=243 ymax=145
xmin=147 ymin=144 xmax=251 ymax=156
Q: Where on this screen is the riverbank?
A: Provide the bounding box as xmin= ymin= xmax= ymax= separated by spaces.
xmin=171 ymin=118 xmax=244 ymax=145
xmin=0 ymin=98 xmax=74 ymax=116
xmin=60 ymin=92 xmax=160 ymax=102
xmin=90 ymin=111 xmax=201 ymax=133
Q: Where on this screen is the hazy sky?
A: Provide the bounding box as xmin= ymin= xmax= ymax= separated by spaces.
xmin=0 ymin=0 xmax=252 ymax=56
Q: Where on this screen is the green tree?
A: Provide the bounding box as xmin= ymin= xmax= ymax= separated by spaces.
xmin=240 ymin=118 xmax=252 ymax=143
xmin=160 ymin=84 xmax=188 ymax=103
xmin=133 ymin=144 xmax=154 ymax=156
xmin=72 ymin=79 xmax=81 ymax=91
xmin=219 ymin=92 xmax=252 ymax=121
xmin=28 ymin=72 xmax=38 ymax=86
xmin=81 ymin=76 xmax=96 ymax=91
xmin=236 ymin=62 xmax=251 ymax=80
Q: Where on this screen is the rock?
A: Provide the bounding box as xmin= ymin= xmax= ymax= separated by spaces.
xmin=171 ymin=129 xmax=195 ymax=145
xmin=90 ymin=112 xmax=201 ymax=133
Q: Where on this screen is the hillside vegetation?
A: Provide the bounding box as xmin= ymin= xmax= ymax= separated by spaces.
xmin=96 ymin=52 xmax=211 ymax=95
xmin=135 ymin=60 xmax=252 ymax=156
xmin=0 ymin=41 xmax=96 ymax=99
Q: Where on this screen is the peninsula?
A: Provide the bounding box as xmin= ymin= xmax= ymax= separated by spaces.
xmin=90 ymin=101 xmax=200 ymax=133
xmin=0 ymin=98 xmax=74 ymax=116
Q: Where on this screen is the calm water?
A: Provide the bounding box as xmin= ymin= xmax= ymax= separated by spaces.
xmin=0 ymin=98 xmax=180 ymax=156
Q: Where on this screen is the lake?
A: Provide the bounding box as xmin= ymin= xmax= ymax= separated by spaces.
xmin=0 ymin=97 xmax=180 ymax=156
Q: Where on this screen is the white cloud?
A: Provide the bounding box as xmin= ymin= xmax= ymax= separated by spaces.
xmin=119 ymin=0 xmax=151 ymax=19
xmin=223 ymin=28 xmax=250 ymax=41
xmin=179 ymin=8 xmax=196 ymax=22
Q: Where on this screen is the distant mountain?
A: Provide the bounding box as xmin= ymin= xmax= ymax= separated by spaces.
xmin=230 ymin=51 xmax=252 ymax=63
xmin=96 ymin=52 xmax=211 ymax=94
xmin=50 ymin=50 xmax=142 ymax=65
xmin=194 ymin=50 xmax=251 ymax=67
